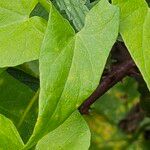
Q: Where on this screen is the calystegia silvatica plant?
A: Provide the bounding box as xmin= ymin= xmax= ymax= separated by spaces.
xmin=0 ymin=0 xmax=150 ymax=149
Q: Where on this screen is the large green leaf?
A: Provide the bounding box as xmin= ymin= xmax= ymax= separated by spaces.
xmin=0 ymin=0 xmax=46 ymax=67
xmin=54 ymin=0 xmax=89 ymax=31
xmin=26 ymin=0 xmax=119 ymax=147
xmin=0 ymin=71 xmax=38 ymax=143
xmin=0 ymin=114 xmax=24 ymax=150
xmin=36 ymin=111 xmax=90 ymax=150
xmin=112 ymin=0 xmax=150 ymax=90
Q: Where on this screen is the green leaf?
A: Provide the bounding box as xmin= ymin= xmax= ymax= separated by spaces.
xmin=112 ymin=0 xmax=150 ymax=90
xmin=0 ymin=114 xmax=24 ymax=150
xmin=26 ymin=0 xmax=119 ymax=147
xmin=54 ymin=0 xmax=89 ymax=31
xmin=0 ymin=0 xmax=46 ymax=67
xmin=0 ymin=71 xmax=38 ymax=142
xmin=36 ymin=111 xmax=90 ymax=150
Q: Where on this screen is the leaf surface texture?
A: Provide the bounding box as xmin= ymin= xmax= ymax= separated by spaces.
xmin=26 ymin=0 xmax=119 ymax=147
xmin=36 ymin=111 xmax=90 ymax=150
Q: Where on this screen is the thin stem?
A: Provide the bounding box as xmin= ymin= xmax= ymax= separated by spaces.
xmin=17 ymin=89 xmax=40 ymax=128
xmin=79 ymin=60 xmax=136 ymax=114
xmin=39 ymin=0 xmax=51 ymax=12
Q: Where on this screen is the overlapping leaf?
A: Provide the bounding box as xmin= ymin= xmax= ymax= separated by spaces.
xmin=112 ymin=0 xmax=150 ymax=90
xmin=0 ymin=0 xmax=46 ymax=67
xmin=54 ymin=0 xmax=89 ymax=31
xmin=26 ymin=0 xmax=119 ymax=147
xmin=36 ymin=111 xmax=90 ymax=150
xmin=0 ymin=71 xmax=38 ymax=142
xmin=0 ymin=114 xmax=24 ymax=150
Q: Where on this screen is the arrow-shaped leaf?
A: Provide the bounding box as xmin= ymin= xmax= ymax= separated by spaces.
xmin=26 ymin=0 xmax=119 ymax=147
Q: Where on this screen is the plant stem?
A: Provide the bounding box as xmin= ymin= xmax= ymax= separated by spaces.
xmin=79 ymin=60 xmax=136 ymax=114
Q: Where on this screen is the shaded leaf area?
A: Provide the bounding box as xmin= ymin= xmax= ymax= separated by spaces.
xmin=17 ymin=60 xmax=40 ymax=79
xmin=7 ymin=67 xmax=39 ymax=91
xmin=0 ymin=0 xmax=46 ymax=67
xmin=36 ymin=111 xmax=90 ymax=150
xmin=146 ymin=0 xmax=150 ymax=6
xmin=0 ymin=71 xmax=38 ymax=143
xmin=0 ymin=68 xmax=5 ymax=75
xmin=53 ymin=0 xmax=89 ymax=31
xmin=30 ymin=2 xmax=49 ymax=20
xmin=26 ymin=0 xmax=119 ymax=147
xmin=0 ymin=114 xmax=24 ymax=150
xmin=86 ymin=0 xmax=100 ymax=9
xmin=85 ymin=77 xmax=150 ymax=149
xmin=112 ymin=0 xmax=150 ymax=90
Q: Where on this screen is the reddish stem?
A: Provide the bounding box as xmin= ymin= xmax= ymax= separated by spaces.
xmin=79 ymin=60 xmax=136 ymax=114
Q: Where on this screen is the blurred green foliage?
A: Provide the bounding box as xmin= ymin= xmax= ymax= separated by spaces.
xmin=85 ymin=77 xmax=150 ymax=149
